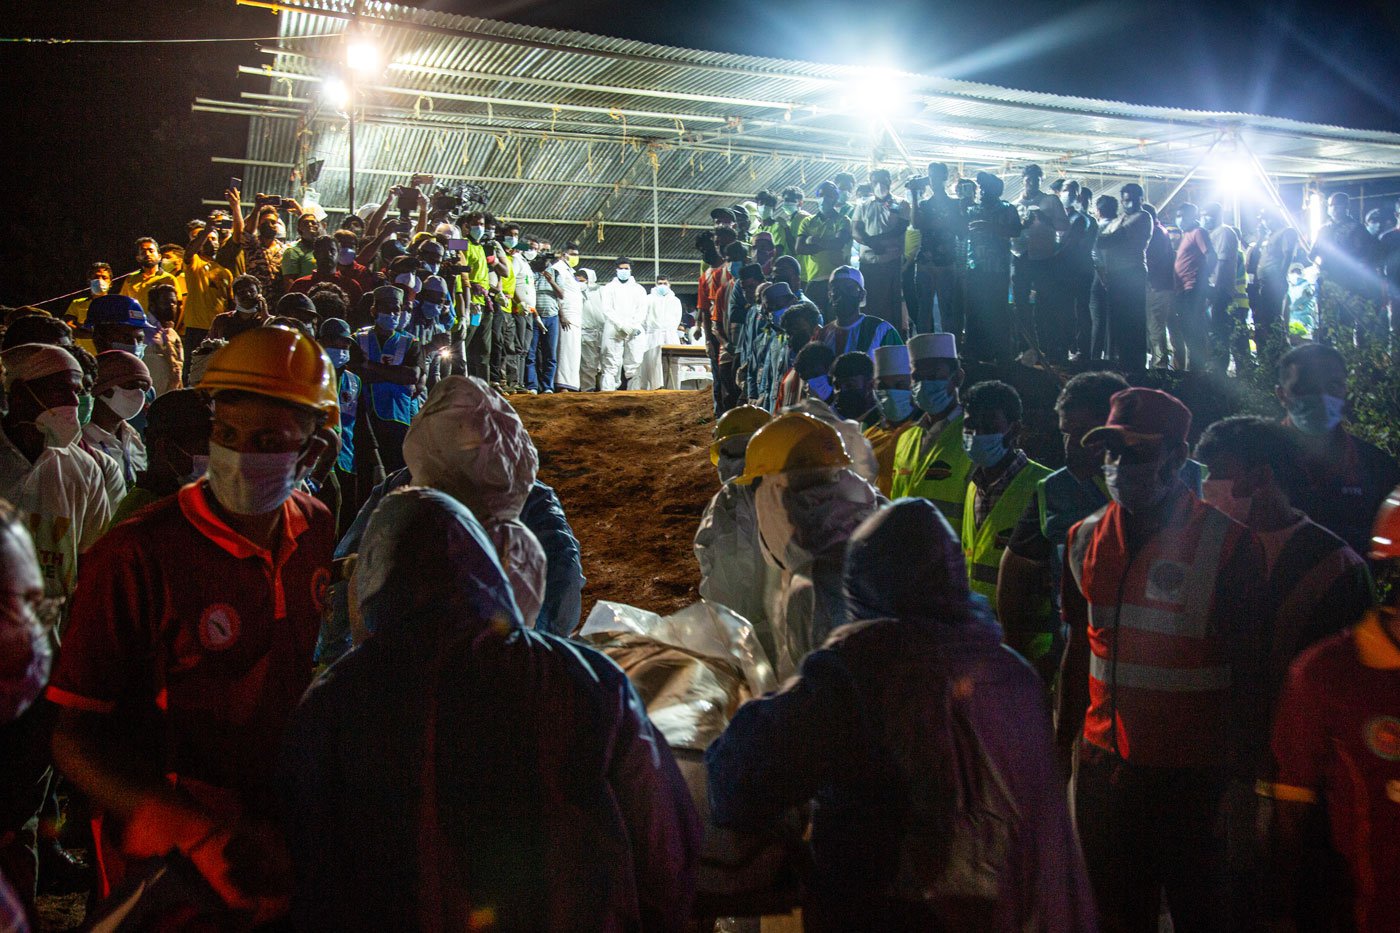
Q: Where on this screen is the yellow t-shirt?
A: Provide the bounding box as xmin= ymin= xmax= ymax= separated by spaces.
xmin=119 ymin=269 xmax=178 ymax=312
xmin=182 ymin=254 xmax=233 ymax=332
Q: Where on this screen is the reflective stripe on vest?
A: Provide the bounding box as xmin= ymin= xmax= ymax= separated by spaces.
xmin=1069 ymin=494 xmax=1239 ymax=763
xmin=336 ymin=370 xmax=359 ymax=474
xmin=891 ymin=413 xmax=971 ymax=537
xmin=357 ymin=329 xmax=416 ymax=425
xmin=1088 ymin=655 xmax=1231 ymax=692
xmin=961 ymin=459 xmax=1051 ymax=613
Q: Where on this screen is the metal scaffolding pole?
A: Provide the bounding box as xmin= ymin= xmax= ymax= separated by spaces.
xmin=651 ymin=159 xmax=662 ymax=281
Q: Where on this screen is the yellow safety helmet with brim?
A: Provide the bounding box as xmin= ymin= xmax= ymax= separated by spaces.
xmin=199 ymin=325 xmax=340 ymax=428
xmin=734 ymin=411 xmax=852 ymax=485
xmin=709 ymin=404 xmax=773 ymax=465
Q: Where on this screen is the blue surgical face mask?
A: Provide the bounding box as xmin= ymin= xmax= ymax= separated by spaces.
xmin=420 ymin=300 xmax=445 ymax=322
xmin=420 ymin=262 xmax=440 ymax=276
xmin=913 ymin=378 xmax=953 ymax=416
xmin=337 ymin=247 xmax=357 ymax=265
xmin=1287 ymin=393 xmax=1345 ymax=436
xmin=616 ymin=268 xmax=631 ymax=282
xmin=376 ymin=312 xmax=399 ymax=332
xmin=654 ymin=285 xmax=671 ymax=297
xmin=806 ymin=374 xmax=833 ymax=401
xmin=503 ymin=236 xmax=518 ymax=248
xmin=875 ymin=387 xmax=914 ymax=423
xmin=964 ymin=431 xmax=1008 ymax=468
xmin=112 ymin=341 xmax=146 ymax=360
xmin=470 ymin=225 xmax=486 ymax=240
xmin=326 ymin=347 xmax=350 ymax=369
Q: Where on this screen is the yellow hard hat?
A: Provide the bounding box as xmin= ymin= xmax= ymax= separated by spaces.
xmin=734 ymin=411 xmax=851 ymax=485
xmin=200 ymin=326 xmax=339 ymax=428
xmin=709 ymin=405 xmax=773 ymax=465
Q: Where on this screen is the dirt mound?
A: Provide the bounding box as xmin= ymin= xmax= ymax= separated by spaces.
xmin=512 ymin=389 xmax=718 ymax=622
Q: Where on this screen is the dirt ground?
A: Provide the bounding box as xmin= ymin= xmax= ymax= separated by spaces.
xmin=512 ymin=388 xmax=719 ymax=623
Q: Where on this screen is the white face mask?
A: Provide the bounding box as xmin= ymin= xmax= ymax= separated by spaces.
xmin=35 ymin=406 xmax=82 ymax=449
xmin=205 ymin=442 xmax=306 ymax=515
xmin=0 ymin=610 xmax=52 ymax=723
xmin=90 ymin=278 xmax=109 ymax=296
xmin=1102 ymin=460 xmax=1171 ymax=513
xmin=104 ymin=386 xmax=147 ymax=421
xmin=616 ymin=269 xmax=631 ymax=282
xmin=234 ymin=300 xmax=258 ymax=315
xmin=522 ymin=249 xmax=538 ymax=261
xmin=1202 ymin=478 xmax=1253 ymax=525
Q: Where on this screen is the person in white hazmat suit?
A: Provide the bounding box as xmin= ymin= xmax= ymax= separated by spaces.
xmin=399 ymin=375 xmax=548 ymax=623
xmin=553 ymin=253 xmax=583 ymax=391
xmin=638 ymin=278 xmax=683 ymax=390
xmin=734 ymin=411 xmax=881 ymax=681
xmin=693 ymin=405 xmax=783 ymax=661
xmin=577 ymin=268 xmax=606 ymax=391
xmin=599 ymin=259 xmax=649 ymax=391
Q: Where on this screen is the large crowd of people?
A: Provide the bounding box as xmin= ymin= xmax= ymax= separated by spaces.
xmin=0 ymin=162 xmax=1397 ymax=932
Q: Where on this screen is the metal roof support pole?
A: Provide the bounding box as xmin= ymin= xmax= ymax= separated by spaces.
xmin=1236 ymin=135 xmax=1314 ymax=254
xmin=1155 ymin=132 xmax=1224 ymax=214
xmin=651 ymin=158 xmax=662 ymax=282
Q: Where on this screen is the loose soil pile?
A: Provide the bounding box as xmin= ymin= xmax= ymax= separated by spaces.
xmin=512 ymin=389 xmax=718 ymax=621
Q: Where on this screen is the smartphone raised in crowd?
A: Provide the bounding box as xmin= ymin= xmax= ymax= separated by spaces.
xmin=229 ymin=176 xmax=241 ymax=194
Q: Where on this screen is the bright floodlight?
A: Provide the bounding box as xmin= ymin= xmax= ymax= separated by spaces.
xmin=345 ymin=37 xmax=380 ymax=74
xmin=1213 ymin=157 xmax=1256 ymax=192
xmin=838 ymin=69 xmax=907 ymax=117
xmin=1307 ymin=190 xmax=1324 ymax=243
xmin=323 ymin=76 xmax=351 ymax=111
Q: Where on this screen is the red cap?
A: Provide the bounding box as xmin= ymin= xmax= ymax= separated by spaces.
xmin=1082 ymin=387 xmax=1191 ymax=448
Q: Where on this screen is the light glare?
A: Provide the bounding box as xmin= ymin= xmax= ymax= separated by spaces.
xmin=323 ymin=77 xmax=350 ymax=111
xmin=346 ymin=38 xmax=380 ymax=74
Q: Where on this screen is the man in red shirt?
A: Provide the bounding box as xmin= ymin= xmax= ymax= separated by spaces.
xmin=47 ymin=327 xmax=338 ymax=920
xmin=1263 ymin=488 xmax=1400 ymax=933
xmin=287 ymin=235 xmax=364 ymax=306
xmin=1172 ymin=202 xmax=1217 ymax=372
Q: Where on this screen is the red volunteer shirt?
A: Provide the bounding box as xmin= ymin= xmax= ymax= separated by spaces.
xmin=48 ymin=481 xmax=334 ymax=808
xmin=1269 ymin=609 xmax=1400 ymax=933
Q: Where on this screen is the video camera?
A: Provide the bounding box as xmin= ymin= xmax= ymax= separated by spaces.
xmin=905 ymin=177 xmax=929 ymax=194
xmin=427 ymin=181 xmax=491 ymax=225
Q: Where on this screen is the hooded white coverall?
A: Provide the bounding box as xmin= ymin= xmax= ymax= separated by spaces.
xmin=599 ymin=276 xmax=649 ymax=391
xmin=553 ymin=259 xmax=584 ymax=390
xmin=638 ymin=287 xmax=683 ymax=390
xmin=401 ymin=375 xmax=548 ymax=623
xmin=754 ymin=466 xmax=881 ymax=680
xmin=578 ymin=269 xmax=606 ymax=391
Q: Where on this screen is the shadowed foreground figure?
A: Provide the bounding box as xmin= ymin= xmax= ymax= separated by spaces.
xmin=706 ymin=497 xmax=1095 ymax=932
xmin=280 ymin=488 xmax=700 ymax=932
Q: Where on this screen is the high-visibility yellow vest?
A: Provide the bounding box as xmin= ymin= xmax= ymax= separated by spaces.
xmin=890 ymin=413 xmax=972 ymax=537
xmin=961 ymin=459 xmax=1051 ymax=615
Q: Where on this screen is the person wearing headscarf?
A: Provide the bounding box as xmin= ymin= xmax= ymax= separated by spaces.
xmin=706 ymin=498 xmax=1095 ymax=932
xmin=280 ymin=488 xmax=700 ymax=931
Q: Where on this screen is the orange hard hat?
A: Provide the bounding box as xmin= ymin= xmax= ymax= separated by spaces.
xmin=200 ymin=325 xmax=339 ymax=428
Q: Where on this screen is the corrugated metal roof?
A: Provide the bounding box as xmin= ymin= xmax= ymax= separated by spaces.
xmin=207 ymin=0 xmax=1400 ymax=279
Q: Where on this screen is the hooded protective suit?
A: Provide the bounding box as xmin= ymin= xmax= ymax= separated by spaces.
xmin=707 ymin=498 xmax=1096 ymax=932
xmin=401 ymin=376 xmax=547 ymax=624
xmin=599 ymin=275 xmax=649 ymax=391
xmin=554 ymin=260 xmax=584 ymax=391
xmin=693 ymin=454 xmax=783 ymax=663
xmin=637 ymin=286 xmax=683 ymax=390
xmin=754 ymin=466 xmax=880 ymax=679
xmin=281 ymin=489 xmax=701 ymax=932
xmin=578 ymin=269 xmax=605 ymax=391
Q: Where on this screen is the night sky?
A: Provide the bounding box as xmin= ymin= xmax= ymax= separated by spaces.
xmin=2 ymin=0 xmax=1397 ymax=306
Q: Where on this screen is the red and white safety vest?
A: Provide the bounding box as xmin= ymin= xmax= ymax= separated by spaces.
xmin=1067 ymin=490 xmax=1247 ymax=768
